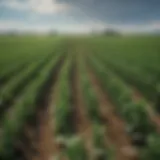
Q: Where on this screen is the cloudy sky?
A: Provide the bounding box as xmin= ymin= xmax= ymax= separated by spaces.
xmin=0 ymin=0 xmax=160 ymax=33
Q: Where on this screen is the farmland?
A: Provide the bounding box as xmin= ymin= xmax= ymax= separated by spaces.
xmin=0 ymin=35 xmax=160 ymax=160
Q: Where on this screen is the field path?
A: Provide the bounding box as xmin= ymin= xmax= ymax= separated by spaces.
xmin=36 ymin=107 xmax=54 ymax=160
xmin=88 ymin=67 xmax=138 ymax=160
xmin=30 ymin=56 xmax=66 ymax=160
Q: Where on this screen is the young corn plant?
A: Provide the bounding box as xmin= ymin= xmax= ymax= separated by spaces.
xmin=79 ymin=57 xmax=115 ymax=160
xmin=94 ymin=52 xmax=157 ymax=102
xmin=79 ymin=59 xmax=101 ymax=123
xmin=141 ymin=133 xmax=160 ymax=160
xmin=0 ymin=53 xmax=62 ymax=160
xmin=89 ymin=56 xmax=156 ymax=146
xmin=54 ymin=58 xmax=74 ymax=136
xmin=65 ymin=136 xmax=88 ymax=160
xmin=155 ymin=84 xmax=160 ymax=113
xmin=54 ymin=57 xmax=88 ymax=160
xmin=92 ymin=123 xmax=114 ymax=160
xmin=123 ymin=100 xmax=155 ymax=146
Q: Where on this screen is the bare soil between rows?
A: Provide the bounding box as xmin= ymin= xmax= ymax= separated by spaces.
xmin=88 ymin=67 xmax=138 ymax=160
xmin=14 ymin=56 xmax=65 ymax=160
xmin=7 ymin=55 xmax=155 ymax=160
xmin=71 ymin=61 xmax=93 ymax=158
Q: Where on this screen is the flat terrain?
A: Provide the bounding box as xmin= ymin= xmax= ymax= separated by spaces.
xmin=0 ymin=35 xmax=160 ymax=160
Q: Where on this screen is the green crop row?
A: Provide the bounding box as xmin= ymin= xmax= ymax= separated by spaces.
xmin=0 ymin=36 xmax=63 ymax=67
xmin=85 ymin=36 xmax=160 ymax=104
xmin=0 ymin=56 xmax=35 ymax=85
xmin=89 ymin=56 xmax=160 ymax=159
xmin=86 ymin=36 xmax=160 ymax=80
xmin=98 ymin=56 xmax=157 ymax=103
xmin=0 ymin=57 xmax=44 ymax=102
xmin=0 ymin=54 xmax=57 ymax=121
xmin=80 ymin=64 xmax=100 ymax=123
xmin=0 ymin=41 xmax=66 ymax=118
xmin=79 ymin=56 xmax=114 ymax=160
xmin=0 ymin=51 xmax=63 ymax=160
xmin=53 ymin=55 xmax=113 ymax=160
xmin=54 ymin=57 xmax=73 ymax=136
xmin=53 ymin=57 xmax=89 ymax=160
xmin=0 ymin=37 xmax=64 ymax=85
xmin=103 ymin=61 xmax=160 ymax=113
xmin=54 ymin=136 xmax=88 ymax=160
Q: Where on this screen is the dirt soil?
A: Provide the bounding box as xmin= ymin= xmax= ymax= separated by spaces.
xmin=22 ymin=57 xmax=66 ymax=160
xmin=88 ymin=67 xmax=138 ymax=160
xmin=71 ymin=62 xmax=93 ymax=158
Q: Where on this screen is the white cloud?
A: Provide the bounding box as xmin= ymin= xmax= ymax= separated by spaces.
xmin=0 ymin=0 xmax=71 ymax=14
xmin=31 ymin=0 xmax=71 ymax=14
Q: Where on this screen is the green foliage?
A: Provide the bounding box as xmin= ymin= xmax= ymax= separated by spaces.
xmin=0 ymin=36 xmax=64 ymax=80
xmin=89 ymin=56 xmax=155 ymax=146
xmin=124 ymin=101 xmax=155 ymax=135
xmin=142 ymin=133 xmax=160 ymax=160
xmin=92 ymin=123 xmax=115 ymax=160
xmin=88 ymin=36 xmax=160 ymax=102
xmin=55 ymin=58 xmax=73 ymax=135
xmin=78 ymin=56 xmax=115 ymax=160
xmin=155 ymin=84 xmax=160 ymax=112
xmin=0 ymin=51 xmax=62 ymax=159
xmin=80 ymin=60 xmax=101 ymax=122
xmin=92 ymin=123 xmax=105 ymax=149
xmin=0 ymin=35 xmax=160 ymax=159
xmin=65 ymin=136 xmax=88 ymax=160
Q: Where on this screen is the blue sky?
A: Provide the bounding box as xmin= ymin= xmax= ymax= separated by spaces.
xmin=0 ymin=0 xmax=160 ymax=33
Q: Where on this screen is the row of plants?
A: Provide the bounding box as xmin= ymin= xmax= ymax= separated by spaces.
xmin=0 ymin=44 xmax=63 ymax=116
xmin=0 ymin=58 xmax=43 ymax=102
xmin=0 ymin=56 xmax=34 ymax=85
xmin=89 ymin=51 xmax=160 ymax=130
xmin=89 ymin=56 xmax=160 ymax=159
xmin=0 ymin=37 xmax=62 ymax=77
xmin=0 ymin=37 xmax=65 ymax=87
xmin=106 ymin=60 xmax=157 ymax=103
xmin=92 ymin=52 xmax=159 ymax=108
xmin=0 ymin=51 xmax=63 ymax=160
xmin=79 ymin=56 xmax=114 ymax=160
xmin=53 ymin=57 xmax=88 ymax=160
xmin=90 ymin=53 xmax=160 ymax=127
xmin=52 ymin=55 xmax=113 ymax=160
xmin=86 ymin=36 xmax=160 ymax=88
xmin=103 ymin=61 xmax=160 ymax=114
xmin=54 ymin=57 xmax=74 ymax=136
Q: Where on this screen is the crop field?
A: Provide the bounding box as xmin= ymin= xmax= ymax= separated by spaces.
xmin=0 ymin=35 xmax=160 ymax=160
